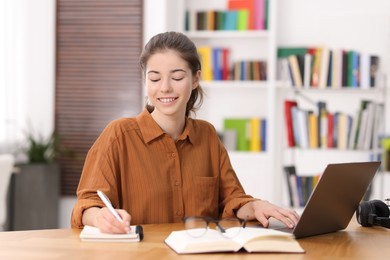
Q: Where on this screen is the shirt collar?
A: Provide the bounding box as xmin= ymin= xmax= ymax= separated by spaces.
xmin=136 ymin=108 xmax=195 ymax=145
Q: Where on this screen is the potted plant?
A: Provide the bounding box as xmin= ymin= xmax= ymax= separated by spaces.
xmin=11 ymin=131 xmax=61 ymax=230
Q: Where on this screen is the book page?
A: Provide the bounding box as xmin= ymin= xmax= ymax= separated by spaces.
xmin=165 ymin=229 xmax=241 ymax=254
xmin=231 ymin=228 xmax=304 ymax=253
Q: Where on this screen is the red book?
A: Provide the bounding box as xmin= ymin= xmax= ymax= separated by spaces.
xmin=228 ymin=0 xmax=256 ymax=30
xmin=222 ymin=48 xmax=231 ymax=80
xmin=327 ymin=112 xmax=334 ymax=148
xmin=284 ymin=100 xmax=298 ymax=147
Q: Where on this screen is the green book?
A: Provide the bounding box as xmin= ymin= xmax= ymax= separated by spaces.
xmin=382 ymin=138 xmax=390 ymax=171
xmin=236 ymin=10 xmax=249 ymax=30
xmin=224 ymin=118 xmax=250 ymax=151
xmin=277 ymin=47 xmax=308 ymax=58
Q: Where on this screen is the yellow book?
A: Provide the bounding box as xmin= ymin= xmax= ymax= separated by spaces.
xmin=308 ymin=112 xmax=318 ymax=149
xmin=250 ymin=118 xmax=260 ymax=151
xmin=207 ymin=11 xmax=215 ymax=31
xmin=197 ymin=47 xmax=213 ymax=81
xmin=311 ymin=48 xmax=322 ymax=87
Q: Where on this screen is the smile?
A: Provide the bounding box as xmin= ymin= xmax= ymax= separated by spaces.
xmin=158 ymin=97 xmax=177 ymax=103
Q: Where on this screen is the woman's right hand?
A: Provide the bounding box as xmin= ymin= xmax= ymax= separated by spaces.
xmin=83 ymin=207 xmax=131 ymax=234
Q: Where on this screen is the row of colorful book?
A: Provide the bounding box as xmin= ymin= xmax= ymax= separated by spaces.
xmin=198 ymin=46 xmax=267 ymax=81
xmin=277 ymin=47 xmax=380 ymax=89
xmin=284 ymin=166 xmax=321 ymax=208
xmin=284 ymin=99 xmax=384 ymax=150
xmin=185 ymin=0 xmax=268 ymax=31
xmin=223 ymin=118 xmax=267 ymax=152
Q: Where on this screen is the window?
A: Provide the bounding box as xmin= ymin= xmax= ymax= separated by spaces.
xmin=56 ymin=0 xmax=143 ymax=195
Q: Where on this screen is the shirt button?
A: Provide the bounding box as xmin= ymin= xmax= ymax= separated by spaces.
xmin=174 ymin=181 xmax=180 ymax=186
xmin=171 ymin=153 xmax=175 ymax=158
xmin=176 ymin=210 xmax=182 ymax=216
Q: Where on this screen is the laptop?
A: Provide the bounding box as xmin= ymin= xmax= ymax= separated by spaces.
xmin=274 ymin=161 xmax=381 ymax=239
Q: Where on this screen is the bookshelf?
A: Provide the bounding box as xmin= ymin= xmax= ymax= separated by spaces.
xmin=181 ymin=0 xmax=278 ymax=200
xmin=275 ymin=0 xmax=390 ymax=206
xmin=144 ymin=0 xmax=390 ymax=206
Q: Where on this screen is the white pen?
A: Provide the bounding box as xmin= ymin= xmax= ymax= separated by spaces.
xmin=97 ymin=190 xmax=124 ymax=223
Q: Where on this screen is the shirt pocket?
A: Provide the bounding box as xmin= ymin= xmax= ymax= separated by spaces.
xmin=194 ymin=176 xmax=219 ymax=216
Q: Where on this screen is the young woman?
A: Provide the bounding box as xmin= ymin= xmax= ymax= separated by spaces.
xmin=71 ymin=31 xmax=299 ymax=234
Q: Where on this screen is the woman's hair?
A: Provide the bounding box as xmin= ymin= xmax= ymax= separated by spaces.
xmin=139 ymin=31 xmax=204 ymax=117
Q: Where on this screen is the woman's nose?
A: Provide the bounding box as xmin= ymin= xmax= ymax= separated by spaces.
xmin=160 ymin=78 xmax=172 ymax=92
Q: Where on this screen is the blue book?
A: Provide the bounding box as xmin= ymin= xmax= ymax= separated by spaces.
xmin=223 ymin=11 xmax=238 ymax=30
xmin=261 ymin=118 xmax=267 ymax=151
xmin=352 ymin=51 xmax=359 ymax=87
xmin=212 ymin=48 xmax=223 ymax=80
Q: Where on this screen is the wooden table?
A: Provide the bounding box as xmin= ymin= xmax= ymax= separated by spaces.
xmin=0 ymin=218 xmax=389 ymax=259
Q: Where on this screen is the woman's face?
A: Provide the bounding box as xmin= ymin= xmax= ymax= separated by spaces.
xmin=145 ymin=49 xmax=199 ymax=119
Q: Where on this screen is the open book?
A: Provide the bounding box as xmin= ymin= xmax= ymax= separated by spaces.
xmin=165 ymin=227 xmax=304 ymax=254
xmin=80 ymin=225 xmax=143 ymax=242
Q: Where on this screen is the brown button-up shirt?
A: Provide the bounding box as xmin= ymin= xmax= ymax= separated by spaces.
xmin=71 ymin=109 xmax=256 ymax=228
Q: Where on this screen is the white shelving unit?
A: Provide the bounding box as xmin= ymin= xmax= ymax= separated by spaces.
xmin=276 ymin=0 xmax=390 ymax=204
xmin=144 ymin=0 xmax=390 ymax=206
xmin=177 ymin=0 xmax=279 ymax=201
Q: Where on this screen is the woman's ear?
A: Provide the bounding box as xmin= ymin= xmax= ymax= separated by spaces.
xmin=193 ymin=70 xmax=201 ymax=89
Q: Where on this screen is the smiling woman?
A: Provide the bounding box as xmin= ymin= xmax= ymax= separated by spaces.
xmin=71 ymin=32 xmax=299 ymax=235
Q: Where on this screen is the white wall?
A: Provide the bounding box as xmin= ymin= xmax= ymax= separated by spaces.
xmin=0 ymin=0 xmax=55 ymax=155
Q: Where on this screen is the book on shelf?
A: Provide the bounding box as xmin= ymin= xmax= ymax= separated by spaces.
xmin=250 ymin=118 xmax=261 ymax=151
xmin=277 ymin=46 xmax=380 ymax=88
xmin=197 ymin=45 xmax=267 ymax=81
xmin=317 ymin=101 xmax=327 ymax=148
xmin=260 ymin=118 xmax=267 ymax=151
xmin=284 ymin=100 xmax=298 ymax=147
xmin=224 ymin=118 xmax=267 ymax=152
xmin=370 ymin=56 xmax=380 ymax=87
xmin=223 ymin=10 xmax=238 ymax=30
xmin=255 ymin=0 xmax=266 ymax=30
xmin=185 ymin=0 xmax=268 ymax=32
xmin=80 ymin=225 xmax=143 ymax=243
xmin=311 ymin=48 xmax=322 ymax=87
xmin=296 ymin=108 xmax=309 ymax=149
xmin=228 ymin=0 xmax=268 ymax=30
xmin=383 ymin=137 xmax=390 ymax=172
xmin=308 ymin=111 xmax=318 ymax=148
xmin=232 ymin=60 xmax=267 ymax=81
xmin=303 ymin=53 xmax=313 ymax=88
xmin=164 ymin=227 xmax=304 ymax=254
xmin=197 ymin=47 xmax=213 ymax=81
xmin=326 ymin=112 xmax=334 ymax=148
xmin=224 ymin=118 xmax=250 ymax=151
xmin=331 ymin=49 xmax=343 ymax=88
xmin=288 ymin=55 xmax=303 ymax=88
xmin=359 ymin=52 xmax=370 ymax=89
xmin=212 ymin=48 xmax=223 ymax=80
xmin=236 ymin=9 xmax=249 ymax=30
xmin=228 ymin=0 xmax=255 ymax=30
xmin=283 ymin=166 xmax=298 ymax=207
xmin=336 ymin=113 xmax=349 ymax=150
xmin=284 ymin=98 xmax=383 ymax=151
xmin=284 ymin=166 xmax=321 ymax=208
